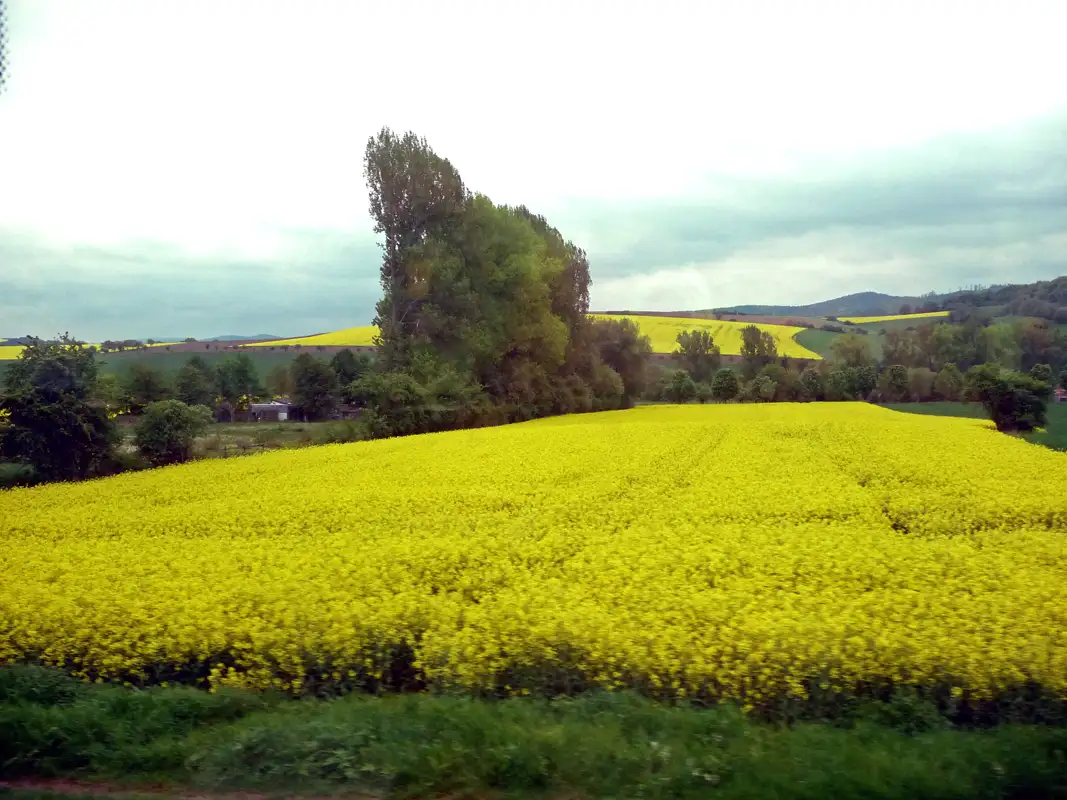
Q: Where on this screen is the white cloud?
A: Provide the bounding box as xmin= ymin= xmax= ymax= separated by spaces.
xmin=1 ymin=0 xmax=1066 ymax=335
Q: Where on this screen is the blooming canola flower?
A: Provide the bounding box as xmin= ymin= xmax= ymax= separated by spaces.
xmin=1 ymin=404 xmax=1066 ymax=703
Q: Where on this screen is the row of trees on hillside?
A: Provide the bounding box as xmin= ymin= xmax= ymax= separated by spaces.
xmin=945 ymin=277 xmax=1067 ymax=323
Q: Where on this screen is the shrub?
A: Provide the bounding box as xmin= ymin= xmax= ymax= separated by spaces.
xmin=746 ymin=375 xmax=777 ymax=402
xmin=710 ymin=369 xmax=740 ymax=402
xmin=933 ymin=364 xmax=964 ymax=401
xmin=0 ymin=462 xmax=38 ymax=490
xmin=907 ymin=368 xmax=936 ymax=402
xmin=882 ymin=365 xmax=909 ymax=402
xmin=799 ymin=367 xmax=825 ymax=402
xmin=662 ymin=370 xmax=697 ymax=403
xmin=134 ymin=400 xmax=214 ymax=466
xmin=967 ymin=364 xmax=1050 ymax=432
xmin=695 ymin=382 xmax=713 ymax=404
xmin=1030 ymin=363 xmax=1053 ymax=386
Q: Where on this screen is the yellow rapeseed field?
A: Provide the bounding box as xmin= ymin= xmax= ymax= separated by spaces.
xmin=242 ymin=326 xmax=379 ymax=348
xmin=2 ymin=404 xmax=1066 ymax=704
xmin=839 ymin=311 xmax=951 ymax=324
xmin=239 ymin=316 xmax=820 ymax=359
xmin=0 ymin=346 xmax=23 ymax=360
xmin=590 ymin=314 xmax=820 ymax=358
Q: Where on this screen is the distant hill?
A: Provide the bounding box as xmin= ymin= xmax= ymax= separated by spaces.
xmin=203 ymin=334 xmax=280 ymax=342
xmin=714 ymin=285 xmax=1024 ymax=319
xmin=715 ymin=292 xmax=941 ymax=318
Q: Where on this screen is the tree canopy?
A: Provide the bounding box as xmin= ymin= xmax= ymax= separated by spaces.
xmin=357 ymin=128 xmax=651 ymax=436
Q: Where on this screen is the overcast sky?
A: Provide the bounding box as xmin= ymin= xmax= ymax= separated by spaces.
xmin=1 ymin=0 xmax=1066 ymax=339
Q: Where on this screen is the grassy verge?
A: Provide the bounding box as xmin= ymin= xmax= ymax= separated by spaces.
xmin=882 ymin=401 xmax=1067 ymax=451
xmin=2 ymin=667 xmax=1066 ymax=799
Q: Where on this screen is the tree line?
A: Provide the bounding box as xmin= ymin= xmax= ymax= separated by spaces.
xmin=0 ymin=341 xmax=380 ymax=487
xmin=657 ymin=319 xmax=1063 ymax=434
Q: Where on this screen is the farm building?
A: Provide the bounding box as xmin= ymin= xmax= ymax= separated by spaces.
xmin=1055 ymin=387 xmax=1067 ymax=404
xmin=249 ymin=400 xmax=292 ymax=422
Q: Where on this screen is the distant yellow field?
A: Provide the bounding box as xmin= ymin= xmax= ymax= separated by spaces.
xmin=242 ymin=326 xmax=379 ymax=348
xmin=0 ymin=342 xmax=177 ymax=360
xmin=591 ymin=314 xmax=820 ymax=359
xmin=241 ymin=316 xmax=820 ymax=359
xmin=840 ymin=311 xmax=950 ymax=324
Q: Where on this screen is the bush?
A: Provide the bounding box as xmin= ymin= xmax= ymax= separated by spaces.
xmin=134 ymin=400 xmax=214 ymax=466
xmin=662 ymin=370 xmax=697 ymax=403
xmin=312 ymin=421 xmax=367 ymax=446
xmin=967 ymin=363 xmax=1050 ymax=432
xmin=694 ymin=381 xmax=713 ymax=404
xmin=933 ymin=363 xmax=964 ymax=401
xmin=0 ymin=461 xmax=38 ymax=490
xmin=907 ymin=368 xmax=936 ymax=402
xmin=798 ymin=367 xmax=825 ymax=402
xmin=1030 ymin=363 xmax=1053 ymax=386
xmin=710 ymin=368 xmax=740 ymax=402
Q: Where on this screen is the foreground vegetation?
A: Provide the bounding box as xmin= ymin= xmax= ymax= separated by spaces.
xmin=3 ymin=405 xmax=1066 ymax=716
xmin=2 ymin=666 xmax=1066 ymax=799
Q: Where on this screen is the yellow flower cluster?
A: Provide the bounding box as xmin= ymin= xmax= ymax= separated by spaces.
xmin=2 ymin=404 xmax=1066 ymax=703
xmin=839 ymin=311 xmax=951 ymax=324
xmin=589 ymin=314 xmax=819 ymax=358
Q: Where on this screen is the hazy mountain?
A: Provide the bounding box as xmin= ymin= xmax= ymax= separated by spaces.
xmin=715 ymin=291 xmax=941 ymax=318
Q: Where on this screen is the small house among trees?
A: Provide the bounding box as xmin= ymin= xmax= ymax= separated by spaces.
xmin=249 ymin=400 xmax=292 ymax=422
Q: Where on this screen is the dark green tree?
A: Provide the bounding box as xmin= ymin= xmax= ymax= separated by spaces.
xmin=174 ymin=355 xmax=216 ymax=407
xmin=0 ymin=335 xmax=116 ymax=482
xmin=673 ymin=329 xmax=721 ymax=383
xmin=740 ymin=325 xmax=778 ymax=379
xmin=215 ymin=355 xmax=263 ymax=409
xmin=970 ymin=365 xmax=1049 ymax=432
xmin=662 ymin=370 xmax=697 ymax=403
xmin=750 ymin=374 xmax=777 ymax=402
xmin=710 ymin=368 xmax=740 ymax=402
xmin=1030 ymin=363 xmax=1053 ymax=386
xmin=364 ymin=128 xmax=468 ymax=368
xmin=883 ymin=365 xmax=910 ymax=402
xmin=265 ymin=364 xmax=294 ymax=398
xmin=291 ymin=353 xmax=341 ymax=421
xmin=799 ymin=366 xmax=825 ymax=402
xmin=827 ymin=367 xmax=858 ymax=401
xmin=122 ymin=363 xmax=171 ymax=414
xmin=330 ymin=349 xmax=371 ymax=386
xmin=133 ymin=400 xmax=213 ymax=466
xmin=831 ymin=333 xmax=874 ymax=368
xmin=591 ymin=318 xmax=653 ymax=407
xmin=934 ymin=363 xmax=964 ymax=401
xmin=854 ymin=365 xmax=878 ymax=400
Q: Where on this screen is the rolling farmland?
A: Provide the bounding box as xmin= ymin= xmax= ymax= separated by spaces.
xmin=590 ymin=314 xmax=820 ymax=358
xmin=3 ymin=403 xmax=1066 ymax=705
xmin=839 ymin=311 xmax=951 ymax=324
xmin=241 ymin=325 xmax=379 ymax=348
